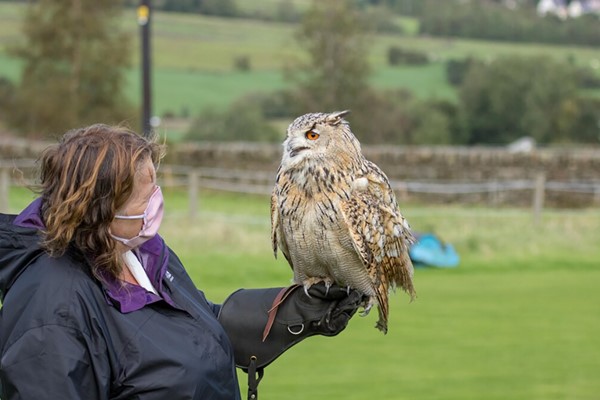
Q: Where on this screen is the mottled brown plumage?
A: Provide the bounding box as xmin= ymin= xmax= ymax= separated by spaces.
xmin=270 ymin=110 xmax=415 ymax=333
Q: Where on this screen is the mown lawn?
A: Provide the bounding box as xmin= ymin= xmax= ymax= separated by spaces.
xmin=142 ymin=187 xmax=600 ymax=400
xmin=10 ymin=186 xmax=597 ymax=399
xmin=160 ymin=190 xmax=600 ymax=400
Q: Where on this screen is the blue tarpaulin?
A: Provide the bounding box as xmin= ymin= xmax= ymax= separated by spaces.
xmin=409 ymin=233 xmax=459 ymax=268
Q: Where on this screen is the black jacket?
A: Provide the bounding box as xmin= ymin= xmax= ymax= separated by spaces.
xmin=0 ymin=214 xmax=241 ymax=400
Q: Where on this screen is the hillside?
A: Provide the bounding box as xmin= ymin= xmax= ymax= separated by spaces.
xmin=0 ymin=2 xmax=598 ymax=131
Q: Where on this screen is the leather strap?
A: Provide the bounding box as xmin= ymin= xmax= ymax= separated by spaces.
xmin=252 ymin=285 xmax=298 ymax=399
xmin=262 ymin=284 xmax=301 ymax=342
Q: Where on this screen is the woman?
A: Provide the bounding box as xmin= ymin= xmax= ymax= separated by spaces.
xmin=0 ymin=125 xmax=362 ymax=400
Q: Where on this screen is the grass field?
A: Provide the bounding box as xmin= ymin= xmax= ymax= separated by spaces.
xmin=1 ymin=3 xmax=599 ymax=118
xmin=7 ymin=186 xmax=600 ymax=399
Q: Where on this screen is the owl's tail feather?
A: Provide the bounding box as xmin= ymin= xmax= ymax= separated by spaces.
xmin=375 ymin=285 xmax=389 ymax=335
xmin=356 ymin=292 xmax=393 ymax=333
xmin=375 ymin=304 xmax=388 ymax=334
xmin=396 ymin=255 xmax=417 ymax=301
xmin=376 ymin=320 xmax=388 ymax=334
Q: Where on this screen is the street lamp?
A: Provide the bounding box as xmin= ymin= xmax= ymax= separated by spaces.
xmin=138 ymin=1 xmax=152 ymax=138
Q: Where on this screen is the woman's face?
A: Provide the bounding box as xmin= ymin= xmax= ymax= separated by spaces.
xmin=110 ymin=157 xmax=157 ymax=253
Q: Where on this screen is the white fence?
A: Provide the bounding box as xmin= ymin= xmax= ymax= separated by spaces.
xmin=2 ymin=161 xmax=599 ymax=221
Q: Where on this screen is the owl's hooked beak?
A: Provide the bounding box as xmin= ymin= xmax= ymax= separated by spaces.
xmin=285 ymin=136 xmax=310 ymax=158
xmin=289 ymin=145 xmax=309 ymax=158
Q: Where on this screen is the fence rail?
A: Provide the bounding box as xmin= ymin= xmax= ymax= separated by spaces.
xmin=1 ymin=161 xmax=599 ymax=222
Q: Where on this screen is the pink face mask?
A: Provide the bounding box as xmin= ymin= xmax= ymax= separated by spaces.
xmin=111 ymin=186 xmax=164 ymax=249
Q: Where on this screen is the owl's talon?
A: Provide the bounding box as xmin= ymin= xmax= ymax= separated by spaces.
xmin=301 ymin=277 xmax=333 ymax=297
xmin=303 ymin=285 xmax=312 ymax=298
xmin=324 ymin=279 xmax=333 ymax=296
xmin=360 ymin=297 xmax=377 ymax=317
xmin=360 ymin=303 xmax=373 ymax=317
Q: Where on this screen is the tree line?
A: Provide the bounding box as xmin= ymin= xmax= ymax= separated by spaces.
xmin=0 ymin=0 xmax=598 ymax=145
xmin=185 ymin=1 xmax=600 ymax=145
xmin=135 ymin=0 xmax=599 ymax=47
xmin=418 ymin=0 xmax=599 ymax=47
xmin=2 ymin=0 xmax=599 ymax=48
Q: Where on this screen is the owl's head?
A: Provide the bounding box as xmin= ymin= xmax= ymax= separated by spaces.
xmin=281 ymin=110 xmax=361 ymax=167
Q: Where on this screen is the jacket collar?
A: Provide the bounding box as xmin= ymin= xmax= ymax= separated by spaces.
xmin=13 ymin=198 xmax=171 ymax=313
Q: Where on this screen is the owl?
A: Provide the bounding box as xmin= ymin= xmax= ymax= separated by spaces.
xmin=270 ymin=110 xmax=416 ymax=334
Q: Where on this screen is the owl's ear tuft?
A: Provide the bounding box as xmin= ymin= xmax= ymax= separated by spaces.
xmin=326 ymin=110 xmax=350 ymax=126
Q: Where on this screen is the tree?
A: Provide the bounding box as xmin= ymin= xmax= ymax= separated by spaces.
xmin=282 ymin=0 xmax=460 ymax=145
xmin=0 ymin=78 xmax=16 ymax=124
xmin=162 ymin=0 xmax=238 ymax=16
xmin=186 ymin=97 xmax=280 ymax=142
xmin=285 ymin=0 xmax=372 ymax=119
xmin=8 ymin=0 xmax=134 ymax=137
xmin=459 ymin=56 xmax=581 ymax=144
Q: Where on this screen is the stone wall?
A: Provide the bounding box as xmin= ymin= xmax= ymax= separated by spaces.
xmin=363 ymin=146 xmax=600 ymax=181
xmin=0 ymin=137 xmax=52 ymax=159
xmin=2 ymin=138 xmax=599 ymax=207
xmin=169 ymin=142 xmax=600 ymax=179
xmin=169 ymin=142 xmax=600 ymax=207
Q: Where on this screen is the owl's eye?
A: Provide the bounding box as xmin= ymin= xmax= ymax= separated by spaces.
xmin=305 ymin=130 xmax=320 ymax=140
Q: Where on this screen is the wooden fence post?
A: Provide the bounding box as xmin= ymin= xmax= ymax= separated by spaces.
xmin=488 ymin=180 xmax=499 ymax=207
xmin=396 ymin=181 xmax=409 ymax=203
xmin=0 ymin=168 xmax=9 ymax=213
xmin=532 ymin=172 xmax=545 ymax=227
xmin=162 ymin=165 xmax=175 ymax=189
xmin=188 ymin=169 xmax=199 ymax=220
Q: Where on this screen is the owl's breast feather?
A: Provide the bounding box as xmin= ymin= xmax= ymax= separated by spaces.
xmin=283 ymin=200 xmax=357 ymax=264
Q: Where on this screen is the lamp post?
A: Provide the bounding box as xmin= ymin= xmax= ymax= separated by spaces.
xmin=138 ymin=0 xmax=152 ymax=138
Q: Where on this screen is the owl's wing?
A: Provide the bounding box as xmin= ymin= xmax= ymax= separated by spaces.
xmin=363 ymin=160 xmax=415 ymax=247
xmin=365 ymin=161 xmax=415 ymax=296
xmin=270 ymin=187 xmax=294 ymax=270
xmin=339 ymin=192 xmax=390 ymax=332
xmin=340 ymin=162 xmax=416 ymax=330
xmin=270 ymin=188 xmax=279 ymax=258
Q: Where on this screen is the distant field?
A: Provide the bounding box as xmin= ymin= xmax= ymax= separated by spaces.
xmin=7 ymin=186 xmax=600 ymax=399
xmin=128 ymin=68 xmax=287 ymax=117
xmin=372 ymin=64 xmax=456 ymax=100
xmin=126 ymin=64 xmax=455 ymax=119
xmin=148 ymin=12 xmax=296 ymax=70
xmin=373 ymin=32 xmax=600 ymax=67
xmin=1 ymin=3 xmax=599 ymax=117
xmin=237 ymin=0 xmax=314 ymax=16
xmin=0 ymin=3 xmax=22 ymax=43
xmin=0 ymin=53 xmax=19 ymax=81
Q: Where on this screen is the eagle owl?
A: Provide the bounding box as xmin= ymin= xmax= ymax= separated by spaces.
xmin=270 ymin=110 xmax=416 ymax=334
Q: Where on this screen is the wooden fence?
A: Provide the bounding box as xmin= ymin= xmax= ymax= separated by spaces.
xmin=2 ymin=161 xmax=599 ymax=224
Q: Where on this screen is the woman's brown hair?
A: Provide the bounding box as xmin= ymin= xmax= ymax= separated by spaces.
xmin=38 ymin=124 xmax=163 ymax=280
